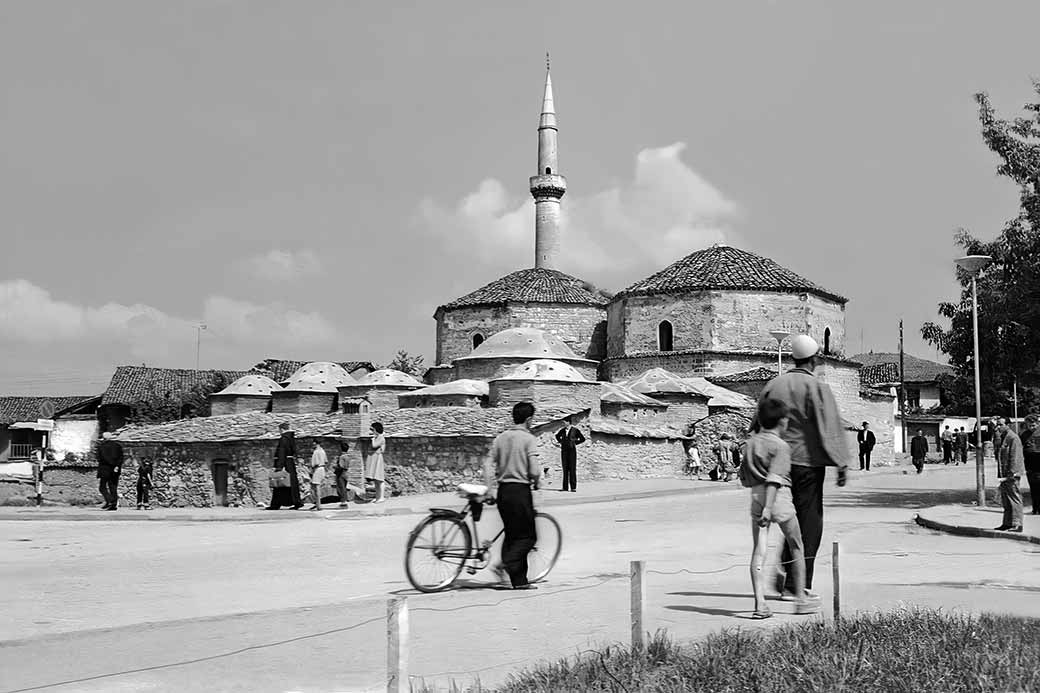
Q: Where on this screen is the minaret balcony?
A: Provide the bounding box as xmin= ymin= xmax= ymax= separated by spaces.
xmin=529 ymin=174 xmax=567 ymax=200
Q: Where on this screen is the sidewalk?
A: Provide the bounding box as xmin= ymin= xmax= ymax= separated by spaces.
xmin=0 ymin=462 xmax=912 ymax=522
xmin=915 ymin=503 xmax=1040 ymax=545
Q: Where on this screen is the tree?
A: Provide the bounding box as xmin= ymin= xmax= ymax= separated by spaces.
xmin=383 ymin=350 xmax=425 ymax=377
xmin=922 ymin=82 xmax=1040 ymax=415
xmin=129 ymin=374 xmax=231 ymax=425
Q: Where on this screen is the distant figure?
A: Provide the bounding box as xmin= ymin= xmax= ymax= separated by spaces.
xmin=308 ymin=443 xmax=328 ymax=511
xmin=268 ymin=422 xmax=302 ymax=510
xmin=555 ymin=417 xmax=586 ymax=493
xmin=97 ymin=432 xmax=124 ymax=511
xmin=713 ymin=433 xmax=738 ymax=482
xmin=1021 ymin=414 xmax=1040 ymax=516
xmin=910 ymin=429 xmax=928 ymax=474
xmin=941 ymin=426 xmax=954 ymax=465
xmin=685 ymin=442 xmax=703 ymax=479
xmin=741 ymin=397 xmax=818 ymax=619
xmin=857 ymin=422 xmax=876 ymax=471
xmin=31 ymin=447 xmax=46 ymax=507
xmin=334 ymin=440 xmax=352 ymax=508
xmin=957 ymin=427 xmax=969 ymax=465
xmin=136 ymin=457 xmax=154 ymax=510
xmin=993 ymin=417 xmax=1024 ymax=532
xmin=366 ymin=422 xmax=387 ymax=503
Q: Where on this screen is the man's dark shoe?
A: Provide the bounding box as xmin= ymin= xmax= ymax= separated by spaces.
xmin=993 ymin=525 xmax=1011 ymax=531
xmin=103 ymin=506 xmax=116 ymax=511
xmin=513 ymin=584 xmax=537 ymax=590
xmin=1006 ymin=526 xmax=1024 ymax=533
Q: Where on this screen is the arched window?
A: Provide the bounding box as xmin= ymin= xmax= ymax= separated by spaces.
xmin=658 ymin=320 xmax=674 ymax=352
xmin=472 ymin=333 xmax=485 ymax=349
xmin=823 ymin=327 xmax=832 ymax=355
xmin=545 ymin=167 xmax=552 ymax=174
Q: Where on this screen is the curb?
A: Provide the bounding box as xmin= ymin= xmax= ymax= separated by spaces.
xmin=913 ymin=513 xmax=1040 ymax=545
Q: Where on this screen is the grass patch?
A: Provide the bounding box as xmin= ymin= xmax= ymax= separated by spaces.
xmin=412 ymin=608 xmax=1040 ymax=692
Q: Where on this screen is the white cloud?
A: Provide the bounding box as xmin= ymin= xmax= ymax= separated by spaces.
xmin=415 ymin=142 xmax=740 ymax=285
xmin=239 ymin=249 xmax=323 ymax=281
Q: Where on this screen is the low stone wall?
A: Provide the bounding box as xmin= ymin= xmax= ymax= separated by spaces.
xmin=0 ymin=465 xmax=100 ymax=506
xmin=580 ymin=434 xmax=686 ymax=480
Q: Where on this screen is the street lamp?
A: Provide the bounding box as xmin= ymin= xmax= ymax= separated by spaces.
xmin=769 ymin=330 xmax=790 ymax=374
xmin=955 ymin=254 xmax=992 ymax=507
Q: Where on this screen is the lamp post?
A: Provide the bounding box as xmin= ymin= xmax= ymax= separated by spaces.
xmin=769 ymin=330 xmax=790 ymax=374
xmin=955 ymin=254 xmax=992 ymax=507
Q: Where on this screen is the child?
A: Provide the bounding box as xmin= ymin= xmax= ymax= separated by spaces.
xmin=334 ymin=440 xmax=352 ymax=508
xmin=308 ymin=443 xmax=328 ymax=511
xmin=136 ymin=457 xmax=154 ymax=510
xmin=685 ymin=443 xmax=702 ymax=479
xmin=741 ymin=397 xmax=818 ymax=619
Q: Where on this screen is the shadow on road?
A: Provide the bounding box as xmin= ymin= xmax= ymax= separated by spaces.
xmin=668 ymin=590 xmax=748 ymax=599
xmin=831 ymin=487 xmax=977 ymax=509
xmin=665 ymin=604 xmax=745 ymax=617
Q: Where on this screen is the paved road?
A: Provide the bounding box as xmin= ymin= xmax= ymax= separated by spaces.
xmin=1 ymin=466 xmax=1037 ymax=692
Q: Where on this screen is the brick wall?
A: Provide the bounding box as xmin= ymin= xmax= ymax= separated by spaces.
xmin=602 ymin=351 xmax=781 ymax=381
xmin=455 ymin=356 xmax=598 ymax=382
xmin=488 ymin=380 xmax=601 ymax=412
xmin=607 ymin=290 xmax=846 ymax=358
xmin=271 ymin=392 xmax=337 ymax=414
xmin=435 ymin=304 xmax=607 ymax=364
xmin=646 ymin=393 xmax=709 ymax=430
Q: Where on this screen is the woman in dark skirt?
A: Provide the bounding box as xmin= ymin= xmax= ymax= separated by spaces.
xmin=268 ymin=422 xmax=303 ymax=510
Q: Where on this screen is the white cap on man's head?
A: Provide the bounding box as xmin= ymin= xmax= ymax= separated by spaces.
xmin=790 ymin=335 xmax=821 ymax=360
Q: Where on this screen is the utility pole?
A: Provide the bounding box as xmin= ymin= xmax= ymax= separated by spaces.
xmin=195 ymin=323 xmax=207 ymax=371
xmin=899 ymin=319 xmax=907 ymax=454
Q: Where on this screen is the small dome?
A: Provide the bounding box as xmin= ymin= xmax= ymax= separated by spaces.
xmin=622 ymin=368 xmax=702 ymax=395
xmin=214 ymin=374 xmax=282 ymax=397
xmin=284 ymin=362 xmax=356 ymax=392
xmin=600 ymin=382 xmax=666 ymax=407
xmin=496 ymin=359 xmax=591 ymax=382
xmin=357 ymin=369 xmax=424 ymax=387
xmin=406 ymin=379 xmax=489 ymax=397
xmin=463 ymin=327 xmax=579 ymax=360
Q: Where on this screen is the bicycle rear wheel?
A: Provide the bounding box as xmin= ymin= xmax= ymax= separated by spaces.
xmin=528 ymin=512 xmax=562 ymax=583
xmin=405 ymin=515 xmax=472 ymax=593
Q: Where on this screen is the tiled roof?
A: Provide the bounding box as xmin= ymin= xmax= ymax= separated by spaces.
xmin=706 ymin=367 xmax=779 ymax=384
xmin=114 ymin=412 xmax=342 ymax=443
xmin=621 ymin=368 xmax=711 ymax=397
xmin=860 ymin=386 xmax=895 ymax=399
xmin=376 ymin=405 xmax=590 ymax=438
xmin=249 ymin=359 xmax=375 ymax=383
xmin=0 ymin=396 xmax=98 ymax=425
xmin=616 ymin=244 xmax=847 ymax=303
xmin=590 ymin=415 xmax=687 ymax=439
xmin=439 ymin=268 xmax=610 ymax=310
xmin=680 ymin=378 xmax=757 ymax=409
xmin=599 ymin=382 xmax=667 ymax=407
xmin=100 ymin=367 xmax=247 ymax=407
xmin=852 ymin=353 xmax=953 ymax=384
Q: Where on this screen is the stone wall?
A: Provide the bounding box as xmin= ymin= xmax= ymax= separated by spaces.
xmin=435 ymin=303 xmax=608 ymax=364
xmin=49 ymin=416 xmax=99 ymax=460
xmin=271 ymin=392 xmax=337 ymax=414
xmin=581 ymin=434 xmax=686 ymax=480
xmin=650 ymin=393 xmax=709 ymax=430
xmin=599 ymin=403 xmax=665 ymax=422
xmin=0 ymin=465 xmax=99 ymax=506
xmin=210 ymin=396 xmax=270 ymax=417
xmin=398 ymin=393 xmax=486 ymax=408
xmin=606 ymin=290 xmax=846 ymax=359
xmin=602 ymin=351 xmax=781 ymax=382
xmin=688 ymin=410 xmax=755 ymax=464
xmin=454 ymin=356 xmax=598 ymax=382
xmin=337 ymin=386 xmax=412 ymax=413
xmin=488 ymin=380 xmax=601 ymax=412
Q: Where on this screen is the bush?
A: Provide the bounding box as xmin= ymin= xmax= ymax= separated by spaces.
xmin=412 ymin=609 xmax=1040 ymax=692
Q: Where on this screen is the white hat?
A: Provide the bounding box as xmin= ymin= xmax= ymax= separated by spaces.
xmin=790 ymin=335 xmax=821 ymax=360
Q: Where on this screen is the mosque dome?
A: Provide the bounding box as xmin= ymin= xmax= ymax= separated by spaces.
xmin=283 ymin=362 xmax=356 ymax=393
xmin=407 ymin=379 xmax=489 ymax=397
xmin=461 ymin=327 xmax=580 ymax=360
xmin=213 ymin=374 xmax=282 ymax=397
xmin=357 ymin=369 xmax=424 ymax=387
xmin=496 ymin=359 xmax=592 ymax=383
xmin=621 ymin=368 xmax=704 ymax=395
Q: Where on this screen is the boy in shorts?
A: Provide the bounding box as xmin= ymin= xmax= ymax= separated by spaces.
xmin=741 ymin=397 xmax=819 ymax=619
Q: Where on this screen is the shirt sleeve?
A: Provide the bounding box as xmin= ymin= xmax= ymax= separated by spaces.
xmin=484 ymin=439 xmax=500 ymax=489
xmin=526 ymin=436 xmax=542 ymax=482
xmin=812 ymin=382 xmax=850 ymax=468
xmin=765 ymin=442 xmax=792 ymax=486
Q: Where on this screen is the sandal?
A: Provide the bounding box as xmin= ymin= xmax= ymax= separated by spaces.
xmin=751 ymin=608 xmax=773 ymax=620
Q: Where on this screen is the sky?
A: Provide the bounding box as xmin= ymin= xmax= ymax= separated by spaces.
xmin=1 ymin=1 xmax=1037 ymax=395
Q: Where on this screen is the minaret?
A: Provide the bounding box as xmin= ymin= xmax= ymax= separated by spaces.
xmin=530 ymin=56 xmax=567 ymax=270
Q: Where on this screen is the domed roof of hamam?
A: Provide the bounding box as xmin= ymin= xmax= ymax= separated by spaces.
xmin=457 ymin=327 xmax=584 ymax=361
xmin=438 ymin=267 xmax=610 ymax=311
xmin=355 ymin=369 xmax=424 ymax=387
xmin=282 ymin=362 xmax=356 ymax=393
xmin=213 ymin=374 xmax=282 ymax=397
xmin=616 ymin=244 xmax=847 ymax=303
xmin=494 ymin=359 xmax=594 ymax=383
xmin=402 ymin=379 xmax=490 ymax=397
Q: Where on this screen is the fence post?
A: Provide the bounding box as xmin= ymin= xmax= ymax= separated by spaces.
xmin=387 ymin=596 xmax=408 ymax=693
xmin=630 ymin=560 xmax=645 ymax=650
xmin=831 ymin=541 xmax=841 ymax=623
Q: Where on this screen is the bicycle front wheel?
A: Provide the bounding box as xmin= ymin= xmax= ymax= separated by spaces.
xmin=528 ymin=512 xmax=562 ymax=583
xmin=405 ymin=515 xmax=472 ymax=593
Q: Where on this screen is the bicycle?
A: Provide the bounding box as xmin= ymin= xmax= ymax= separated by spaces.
xmin=404 ymin=483 xmax=562 ymax=593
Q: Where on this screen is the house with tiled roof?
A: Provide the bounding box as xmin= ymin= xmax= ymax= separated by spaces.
xmin=98 ymin=366 xmax=248 ymax=432
xmin=0 ymin=396 xmax=99 ymax=462
xmin=853 ymin=352 xmax=953 ymax=411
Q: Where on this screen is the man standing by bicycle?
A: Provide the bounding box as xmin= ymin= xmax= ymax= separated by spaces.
xmin=485 ymin=401 xmax=543 ymax=590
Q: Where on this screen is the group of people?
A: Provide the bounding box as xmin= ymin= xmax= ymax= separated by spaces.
xmin=95 ymin=432 xmax=154 ymax=510
xmin=682 ymin=434 xmax=742 ymax=482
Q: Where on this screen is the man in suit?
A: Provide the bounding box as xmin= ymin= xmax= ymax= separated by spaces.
xmin=910 ymin=429 xmax=928 ymax=474
xmin=957 ymin=427 xmax=970 ymax=465
xmin=555 ymin=417 xmax=586 ymax=493
xmin=993 ymin=417 xmax=1024 ymax=532
xmin=857 ymin=422 xmax=876 ymax=471
xmin=97 ymin=432 xmax=124 ymax=511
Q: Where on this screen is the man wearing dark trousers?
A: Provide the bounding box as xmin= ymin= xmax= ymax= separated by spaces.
xmin=555 ymin=416 xmax=585 ymax=492
xmin=756 ymin=335 xmax=849 ymax=599
xmin=993 ymin=417 xmax=1024 ymax=532
xmin=857 ymin=422 xmax=876 ymax=471
xmin=485 ymin=401 xmax=543 ymax=590
xmin=96 ymin=432 xmax=124 ymax=511
xmin=1021 ymin=414 xmax=1040 ymax=515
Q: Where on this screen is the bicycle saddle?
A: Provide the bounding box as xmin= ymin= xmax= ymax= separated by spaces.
xmin=456 ymin=482 xmax=488 ymax=498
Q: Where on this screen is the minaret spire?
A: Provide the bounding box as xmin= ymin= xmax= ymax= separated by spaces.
xmin=530 ymin=58 xmax=567 ymax=270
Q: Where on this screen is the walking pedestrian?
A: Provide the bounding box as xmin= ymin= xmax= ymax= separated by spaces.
xmin=555 ymin=417 xmax=585 ymax=492
xmin=1021 ymin=414 xmax=1040 ymax=515
xmin=993 ymin=417 xmax=1024 ymax=532
xmin=97 ymin=432 xmax=124 ymax=511
xmin=136 ymin=457 xmax=154 ymax=510
xmin=957 ymin=427 xmax=969 ymax=465
xmin=308 ymin=443 xmax=328 ymax=511
xmin=741 ymin=397 xmax=818 ymax=619
xmin=267 ymin=422 xmax=303 ymax=510
xmin=857 ymin=422 xmax=876 ymax=471
xmin=334 ymin=440 xmax=353 ymax=508
xmin=31 ymin=447 xmax=46 ymax=507
xmin=755 ymin=334 xmax=848 ymax=600
xmin=484 ymin=401 xmax=543 ymax=590
xmin=714 ymin=434 xmax=738 ymax=482
xmin=685 ymin=442 xmax=703 ymax=479
xmin=910 ymin=429 xmax=928 ymax=474
xmin=941 ymin=426 xmax=954 ymax=465
xmin=366 ymin=422 xmax=387 ymax=503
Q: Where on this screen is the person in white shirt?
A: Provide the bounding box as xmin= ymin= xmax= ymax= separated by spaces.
xmin=308 ymin=443 xmax=328 ymax=511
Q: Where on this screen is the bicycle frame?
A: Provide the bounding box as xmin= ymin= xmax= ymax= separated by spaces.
xmin=429 ymin=496 xmax=504 ymax=572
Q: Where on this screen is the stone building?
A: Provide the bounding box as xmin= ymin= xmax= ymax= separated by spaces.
xmin=337 ymin=369 xmax=424 ymax=413
xmin=210 ymin=374 xmax=281 ymax=416
xmin=271 ymin=362 xmax=355 ymax=414
xmin=398 ymin=379 xmax=489 ymax=409
xmin=443 ymin=327 xmax=599 ymax=383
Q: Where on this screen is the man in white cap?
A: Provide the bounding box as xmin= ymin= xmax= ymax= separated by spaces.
xmin=756 ymin=334 xmax=849 ymax=599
